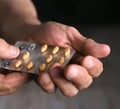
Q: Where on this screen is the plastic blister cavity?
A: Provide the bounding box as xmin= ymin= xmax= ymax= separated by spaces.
xmin=0 ymin=41 xmax=75 ymax=74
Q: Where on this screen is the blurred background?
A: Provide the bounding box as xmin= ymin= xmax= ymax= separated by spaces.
xmin=1 ymin=0 xmax=120 ymax=109
xmin=33 ymin=0 xmax=120 ymax=24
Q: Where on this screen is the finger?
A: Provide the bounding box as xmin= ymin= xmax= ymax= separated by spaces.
xmin=64 ymin=64 xmax=93 ymax=90
xmin=80 ymin=38 xmax=111 ymax=58
xmin=80 ymin=56 xmax=103 ymax=77
xmin=0 ymin=72 xmax=30 ymax=96
xmin=37 ymin=72 xmax=56 ymax=93
xmin=68 ymin=31 xmax=110 ymax=58
xmin=60 ymin=26 xmax=110 ymax=58
xmin=0 ymin=38 xmax=19 ymax=59
xmin=33 ymin=22 xmax=110 ymax=58
xmin=49 ymin=63 xmax=78 ymax=97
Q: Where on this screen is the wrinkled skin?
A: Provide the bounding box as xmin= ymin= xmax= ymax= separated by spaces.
xmin=0 ymin=21 xmax=110 ymax=96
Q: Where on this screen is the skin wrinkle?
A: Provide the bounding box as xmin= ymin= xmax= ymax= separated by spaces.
xmin=0 ymin=0 xmax=110 ymax=96
xmin=93 ymin=59 xmax=103 ymax=77
xmin=37 ymin=22 xmax=71 ymax=47
xmin=0 ymin=87 xmax=10 ymax=96
xmin=38 ymin=73 xmax=57 ymax=93
xmin=49 ymin=64 xmax=78 ymax=96
xmin=66 ymin=26 xmax=82 ymax=51
xmin=78 ymin=74 xmax=93 ymax=90
xmin=0 ymin=78 xmax=11 ymax=96
xmin=0 ymin=84 xmax=18 ymax=96
xmin=61 ymin=85 xmax=78 ymax=97
xmin=65 ymin=64 xmax=92 ymax=90
xmin=0 ymin=72 xmax=32 ymax=96
xmin=84 ymin=56 xmax=103 ymax=77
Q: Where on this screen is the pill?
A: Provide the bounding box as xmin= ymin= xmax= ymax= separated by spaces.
xmin=41 ymin=44 xmax=48 ymax=53
xmin=52 ymin=46 xmax=59 ymax=54
xmin=22 ymin=51 xmax=30 ymax=60
xmin=15 ymin=60 xmax=22 ymax=68
xmin=58 ymin=57 xmax=64 ymax=64
xmin=26 ymin=62 xmax=33 ymax=70
xmin=0 ymin=41 xmax=76 ymax=75
xmin=46 ymin=55 xmax=53 ymax=63
xmin=39 ymin=63 xmax=46 ymax=71
xmin=64 ymin=48 xmax=71 ymax=57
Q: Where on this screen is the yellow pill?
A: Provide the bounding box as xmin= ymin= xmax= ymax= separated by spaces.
xmin=46 ymin=55 xmax=53 ymax=63
xmin=15 ymin=60 xmax=22 ymax=68
xmin=52 ymin=46 xmax=59 ymax=54
xmin=58 ymin=57 xmax=65 ymax=64
xmin=22 ymin=51 xmax=30 ymax=60
xmin=41 ymin=44 xmax=48 ymax=53
xmin=26 ymin=62 xmax=33 ymax=70
xmin=39 ymin=63 xmax=46 ymax=72
xmin=64 ymin=48 xmax=71 ymax=57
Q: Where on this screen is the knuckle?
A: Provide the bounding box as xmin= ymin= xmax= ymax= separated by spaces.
xmin=41 ymin=86 xmax=56 ymax=94
xmin=0 ymin=85 xmax=16 ymax=95
xmin=84 ymin=56 xmax=104 ymax=77
xmin=78 ymin=78 xmax=93 ymax=90
xmin=0 ymin=38 xmax=6 ymax=46
xmin=42 ymin=84 xmax=56 ymax=94
xmin=6 ymin=85 xmax=15 ymax=93
xmin=94 ymin=61 xmax=104 ymax=77
xmin=78 ymin=84 xmax=88 ymax=90
xmin=39 ymin=73 xmax=56 ymax=93
xmin=99 ymin=62 xmax=103 ymax=73
xmin=0 ymin=38 xmax=10 ymax=52
xmin=68 ymin=26 xmax=77 ymax=32
xmin=0 ymin=87 xmax=10 ymax=95
xmin=66 ymin=26 xmax=77 ymax=36
xmin=63 ymin=88 xmax=78 ymax=97
xmin=45 ymin=89 xmax=56 ymax=94
xmin=0 ymin=38 xmax=5 ymax=42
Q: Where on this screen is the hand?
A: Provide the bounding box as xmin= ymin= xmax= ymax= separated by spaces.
xmin=0 ymin=0 xmax=110 ymax=97
xmin=28 ymin=21 xmax=111 ymax=97
xmin=0 ymin=38 xmax=31 ymax=96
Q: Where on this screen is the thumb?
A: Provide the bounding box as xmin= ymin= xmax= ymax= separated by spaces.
xmin=67 ymin=28 xmax=110 ymax=58
xmin=80 ymin=38 xmax=111 ymax=58
xmin=0 ymin=38 xmax=19 ymax=59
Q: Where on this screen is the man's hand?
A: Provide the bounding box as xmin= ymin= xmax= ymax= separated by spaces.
xmin=0 ymin=38 xmax=30 ymax=96
xmin=29 ymin=21 xmax=111 ymax=97
xmin=0 ymin=0 xmax=110 ymax=97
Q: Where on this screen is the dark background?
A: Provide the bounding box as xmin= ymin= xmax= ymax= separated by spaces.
xmin=33 ymin=0 xmax=120 ymax=24
xmin=0 ymin=1 xmax=120 ymax=109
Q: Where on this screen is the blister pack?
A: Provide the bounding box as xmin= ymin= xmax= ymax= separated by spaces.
xmin=0 ymin=41 xmax=76 ymax=74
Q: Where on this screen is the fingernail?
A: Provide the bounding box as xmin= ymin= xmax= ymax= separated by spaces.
xmin=66 ymin=67 xmax=78 ymax=80
xmin=85 ymin=59 xmax=94 ymax=68
xmin=104 ymin=45 xmax=111 ymax=56
xmin=50 ymin=67 xmax=60 ymax=77
xmin=10 ymin=46 xmax=19 ymax=55
xmin=50 ymin=64 xmax=62 ymax=77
